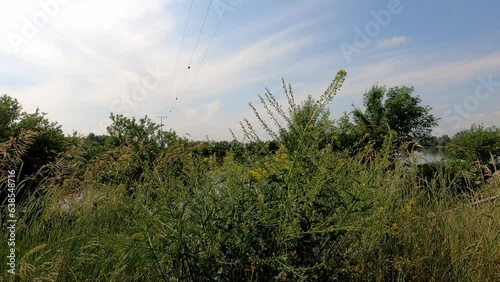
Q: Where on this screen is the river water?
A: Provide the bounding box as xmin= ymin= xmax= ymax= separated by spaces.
xmin=408 ymin=147 xmax=445 ymax=164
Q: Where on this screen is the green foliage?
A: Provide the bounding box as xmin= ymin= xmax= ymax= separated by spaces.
xmin=105 ymin=113 xmax=181 ymax=162
xmin=188 ymin=139 xmax=280 ymax=165
xmin=446 ymin=124 xmax=500 ymax=164
xmin=16 ymin=109 xmax=67 ymax=177
xmin=0 ymin=95 xmax=67 ymax=202
xmin=106 ymin=113 xmax=161 ymax=147
xmin=278 ymin=95 xmax=336 ymax=152
xmin=79 ymin=133 xmax=110 ymax=160
xmin=352 ymin=85 xmax=390 ymax=148
xmin=0 ymin=94 xmax=22 ymax=140
xmin=328 ymin=112 xmax=366 ymax=153
xmin=437 ymin=134 xmax=451 ymax=147
xmin=422 ymin=135 xmax=438 ymax=147
xmin=242 ymin=69 xmax=346 ymax=152
xmin=352 ymin=85 xmax=438 ymax=149
xmin=0 ymin=96 xmax=67 ymax=169
xmin=421 ymin=134 xmax=451 ymax=148
xmin=417 ymin=160 xmax=484 ymax=195
xmin=1 ymin=76 xmax=499 ymax=281
xmin=3 ymin=127 xmax=499 ymax=281
xmin=385 ymin=86 xmax=438 ymax=143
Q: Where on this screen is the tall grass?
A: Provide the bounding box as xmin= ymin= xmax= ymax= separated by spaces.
xmin=1 ymin=72 xmax=499 ymax=281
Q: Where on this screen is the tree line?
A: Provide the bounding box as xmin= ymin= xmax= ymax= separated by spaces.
xmin=1 ymin=77 xmax=499 ymax=201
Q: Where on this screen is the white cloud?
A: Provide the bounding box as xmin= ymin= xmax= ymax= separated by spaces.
xmin=0 ymin=0 xmax=341 ymax=140
xmin=1 ymin=0 xmax=499 ymax=140
xmin=339 ymin=50 xmax=500 ymax=99
xmin=459 ymin=111 xmax=500 ymax=130
xmin=206 ymin=100 xmax=221 ymax=119
xmin=377 ymin=36 xmax=408 ymax=48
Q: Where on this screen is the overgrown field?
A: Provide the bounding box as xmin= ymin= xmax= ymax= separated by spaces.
xmin=1 ymin=70 xmax=499 ymax=281
xmin=1 ymin=130 xmax=499 ymax=281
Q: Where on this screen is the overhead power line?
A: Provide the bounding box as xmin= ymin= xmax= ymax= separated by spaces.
xmin=175 ymin=0 xmax=214 ymax=100
xmin=189 ymin=0 xmax=214 ymax=68
xmin=167 ymin=0 xmax=195 ymax=98
xmin=183 ymin=2 xmax=230 ymax=100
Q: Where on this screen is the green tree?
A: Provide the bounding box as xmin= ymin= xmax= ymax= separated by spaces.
xmin=352 ymin=85 xmax=438 ymax=149
xmin=446 ymin=124 xmax=500 ymax=164
xmin=331 ymin=112 xmax=366 ymax=153
xmin=385 ymin=86 xmax=438 ymax=144
xmin=0 ymin=94 xmax=22 ymax=140
xmin=106 ymin=113 xmax=159 ymax=146
xmin=0 ymin=94 xmax=68 ymax=203
xmin=80 ymin=133 xmax=111 ymax=160
xmin=106 ymin=113 xmax=179 ymax=148
xmin=16 ymin=109 xmax=67 ymax=176
xmin=437 ymin=134 xmax=451 ymax=147
xmin=352 ymin=85 xmax=388 ymax=148
xmin=0 ymin=95 xmax=67 ymax=176
xmin=105 ymin=113 xmax=180 ymax=157
xmin=422 ymin=135 xmax=438 ymax=147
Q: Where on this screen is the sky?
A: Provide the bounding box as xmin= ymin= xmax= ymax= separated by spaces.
xmin=1 ymin=0 xmax=499 ymax=141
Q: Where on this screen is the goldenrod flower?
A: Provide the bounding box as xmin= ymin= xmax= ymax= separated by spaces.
xmin=248 ymin=169 xmax=261 ymax=180
xmin=258 ymin=194 xmax=265 ymax=203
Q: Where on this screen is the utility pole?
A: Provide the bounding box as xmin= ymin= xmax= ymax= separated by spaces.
xmin=157 ymin=115 xmax=168 ymax=145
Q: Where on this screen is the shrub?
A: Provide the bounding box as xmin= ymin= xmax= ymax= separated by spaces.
xmin=446 ymin=124 xmax=500 ymax=164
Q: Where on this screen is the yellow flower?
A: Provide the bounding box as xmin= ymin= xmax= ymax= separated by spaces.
xmin=223 ymin=153 xmax=234 ymax=162
xmin=278 ymin=144 xmax=286 ymax=152
xmin=258 ymin=194 xmax=265 ymax=203
xmin=404 ymin=199 xmax=416 ymax=213
xmin=248 ymin=169 xmax=261 ymax=180
xmin=249 ymin=166 xmax=268 ymax=181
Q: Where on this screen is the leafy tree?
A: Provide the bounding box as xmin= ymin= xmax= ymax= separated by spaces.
xmin=446 ymin=124 xmax=500 ymax=164
xmin=420 ymin=134 xmax=451 ymax=149
xmin=385 ymin=86 xmax=438 ymax=144
xmin=101 ymin=113 xmax=181 ymax=186
xmin=106 ymin=113 xmax=179 ymax=149
xmin=105 ymin=113 xmax=180 ymax=163
xmin=106 ymin=113 xmax=159 ymax=147
xmin=16 ymin=109 xmax=67 ymax=177
xmin=0 ymin=94 xmax=22 ymax=140
xmin=0 ymin=94 xmax=68 ymax=203
xmin=331 ymin=112 xmax=366 ymax=153
xmin=86 ymin=132 xmax=109 ymax=146
xmin=0 ymin=95 xmax=67 ymax=176
xmin=437 ymin=134 xmax=451 ymax=147
xmin=352 ymin=85 xmax=388 ymax=148
xmin=422 ymin=135 xmax=438 ymax=148
xmin=80 ymin=133 xmax=111 ymax=160
xmin=352 ymin=85 xmax=438 ymax=149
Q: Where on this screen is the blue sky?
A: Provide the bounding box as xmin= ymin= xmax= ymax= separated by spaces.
xmin=1 ymin=0 xmax=499 ymax=140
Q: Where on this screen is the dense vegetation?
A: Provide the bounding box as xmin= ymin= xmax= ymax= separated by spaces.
xmin=1 ymin=70 xmax=499 ymax=281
